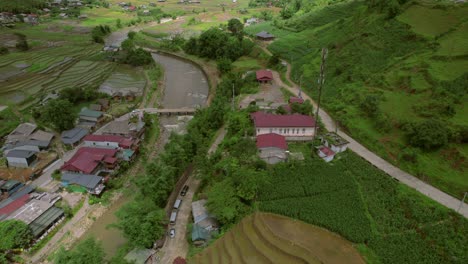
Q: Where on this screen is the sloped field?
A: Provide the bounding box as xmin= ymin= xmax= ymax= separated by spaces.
xmin=191 ymin=213 xmax=364 ymax=264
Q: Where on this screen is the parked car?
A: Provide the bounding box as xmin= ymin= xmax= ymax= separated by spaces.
xmin=180 ymin=185 xmax=189 ymax=196
xmin=170 ymin=228 xmax=175 ymax=238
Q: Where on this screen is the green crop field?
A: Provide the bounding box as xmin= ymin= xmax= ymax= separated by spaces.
xmin=255 ymin=152 xmax=468 ymax=264
xmin=246 ymin=0 xmax=468 ymax=199
xmin=192 ymin=212 xmax=364 ymax=264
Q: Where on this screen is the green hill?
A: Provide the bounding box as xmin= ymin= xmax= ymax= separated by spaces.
xmin=246 ymin=0 xmax=468 ymax=199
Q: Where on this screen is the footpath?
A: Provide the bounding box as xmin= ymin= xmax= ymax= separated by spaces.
xmin=271 ymin=63 xmax=468 ymax=218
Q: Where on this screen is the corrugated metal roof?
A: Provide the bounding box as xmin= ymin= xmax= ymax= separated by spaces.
xmin=29 ymin=207 xmax=64 ymax=237
xmin=61 ymin=173 xmax=103 ymax=189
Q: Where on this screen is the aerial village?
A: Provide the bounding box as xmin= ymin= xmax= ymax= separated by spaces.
xmin=0 ymin=95 xmax=145 ymax=246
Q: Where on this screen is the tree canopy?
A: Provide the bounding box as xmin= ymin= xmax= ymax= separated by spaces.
xmin=0 ymin=220 xmax=33 ymax=251
xmin=53 ymin=237 xmax=104 ymax=264
xmin=40 ymin=99 xmax=77 ymax=131
xmin=405 ymin=119 xmax=449 ymax=150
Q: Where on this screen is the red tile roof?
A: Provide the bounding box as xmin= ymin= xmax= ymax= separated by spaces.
xmin=256 ymin=70 xmax=273 ymax=81
xmin=256 ymin=133 xmax=287 ymax=150
xmin=251 ymin=112 xmax=316 ymax=128
xmin=319 ymin=146 xmax=335 ymax=157
xmin=0 ymin=194 xmax=30 ymax=216
xmin=84 ymin=134 xmax=133 ymax=148
xmin=289 ymin=97 xmax=304 ymax=104
xmin=61 ymin=147 xmax=118 ymax=174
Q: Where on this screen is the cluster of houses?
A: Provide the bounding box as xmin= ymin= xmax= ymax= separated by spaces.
xmin=250 ymin=69 xmax=349 ymax=164
xmin=0 ymin=181 xmax=65 ymax=242
xmin=3 ymin=123 xmax=55 ymax=169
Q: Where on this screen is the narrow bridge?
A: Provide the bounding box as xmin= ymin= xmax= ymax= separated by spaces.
xmin=140 ymin=108 xmax=196 ymax=116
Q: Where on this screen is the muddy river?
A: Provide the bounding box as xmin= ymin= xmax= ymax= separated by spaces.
xmin=80 ymin=52 xmax=208 ymax=258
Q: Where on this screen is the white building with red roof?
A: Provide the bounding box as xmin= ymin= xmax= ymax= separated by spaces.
xmin=317 ymin=146 xmax=335 ymax=162
xmin=60 ymin=147 xmax=118 ymax=174
xmin=256 ymin=133 xmax=288 ymax=164
xmin=83 ymin=134 xmax=134 ymax=149
xmin=251 ymin=112 xmax=317 ymax=141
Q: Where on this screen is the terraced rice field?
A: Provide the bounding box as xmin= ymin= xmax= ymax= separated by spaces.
xmin=0 ymin=45 xmax=115 ymax=104
xmin=191 ymin=213 xmax=364 ymax=264
xmin=99 ymin=65 xmax=146 ymax=96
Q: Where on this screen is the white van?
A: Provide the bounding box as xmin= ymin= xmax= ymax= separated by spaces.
xmin=173 ymin=199 xmax=182 ymax=210
xmin=170 ymin=211 xmax=177 ymax=225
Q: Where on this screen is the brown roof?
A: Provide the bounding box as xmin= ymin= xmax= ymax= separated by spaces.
xmin=29 ymin=130 xmax=54 ymax=143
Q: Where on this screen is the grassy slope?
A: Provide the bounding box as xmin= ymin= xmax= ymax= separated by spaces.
xmin=245 ymin=1 xmax=468 ymax=199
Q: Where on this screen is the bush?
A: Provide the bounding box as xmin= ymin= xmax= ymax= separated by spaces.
xmin=0 ymin=46 xmax=8 ymax=55
xmin=404 ymin=119 xmax=449 ymax=150
xmin=217 ymin=58 xmax=232 ymax=74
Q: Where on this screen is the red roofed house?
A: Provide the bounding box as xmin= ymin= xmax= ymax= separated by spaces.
xmin=83 ymin=134 xmax=134 ymax=149
xmin=317 ymin=146 xmax=335 ymax=162
xmin=256 ymin=70 xmax=273 ymax=83
xmin=61 ymin=147 xmax=118 ymax=174
xmin=251 ymin=112 xmax=317 ymax=141
xmin=0 ymin=194 xmax=30 ymax=217
xmin=256 ymin=133 xmax=288 ymax=164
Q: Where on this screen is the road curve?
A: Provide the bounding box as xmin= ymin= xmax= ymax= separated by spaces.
xmin=271 ymin=65 xmax=468 ymax=218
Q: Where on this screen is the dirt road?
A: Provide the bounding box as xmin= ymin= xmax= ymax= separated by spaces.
xmin=271 ymin=62 xmax=468 ymax=218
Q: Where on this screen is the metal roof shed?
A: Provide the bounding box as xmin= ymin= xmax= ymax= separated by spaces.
xmin=29 ymin=207 xmax=64 ymax=237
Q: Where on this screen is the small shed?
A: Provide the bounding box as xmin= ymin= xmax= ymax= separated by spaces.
xmin=79 ymin=108 xmax=103 ymax=122
xmin=317 ymin=146 xmax=335 ymax=162
xmin=256 ymin=70 xmax=273 ymax=83
xmin=124 ymin=248 xmax=156 ymax=264
xmin=323 ymin=132 xmax=349 ymax=153
xmin=256 ymin=133 xmax=288 ymax=164
xmin=192 ymin=224 xmax=211 ymax=246
xmin=61 ymin=127 xmax=89 ymax=146
xmin=289 ymin=97 xmax=304 ymax=104
xmin=6 ymin=150 xmax=37 ymax=168
xmin=256 ymin=31 xmax=275 ymax=41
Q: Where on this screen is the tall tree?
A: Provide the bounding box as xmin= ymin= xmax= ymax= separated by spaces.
xmin=227 ymin=18 xmax=244 ymax=39
xmin=41 ymin=99 xmax=77 ymax=131
xmin=54 ymin=237 xmax=104 ymax=264
xmin=0 ymin=220 xmax=33 ymax=251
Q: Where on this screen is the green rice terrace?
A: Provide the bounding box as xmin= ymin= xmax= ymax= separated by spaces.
xmin=99 ymin=65 xmax=146 ymax=96
xmin=245 ymin=0 xmax=468 ymax=199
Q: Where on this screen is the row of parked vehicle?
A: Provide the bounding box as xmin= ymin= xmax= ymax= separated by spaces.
xmin=168 ymin=184 xmax=189 ymax=238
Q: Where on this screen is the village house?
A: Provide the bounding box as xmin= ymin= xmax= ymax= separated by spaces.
xmin=256 ymin=31 xmax=275 ymax=41
xmin=101 ymin=119 xmax=145 ymax=138
xmin=5 ymin=192 xmax=64 ymax=239
xmin=6 ymin=123 xmax=37 ymax=145
xmin=61 ymin=127 xmax=89 ymax=146
xmin=251 ymin=112 xmax=317 ymax=140
xmin=61 ymin=173 xmax=105 ymax=195
xmin=322 ymin=132 xmax=349 ymax=153
xmin=245 ymin=17 xmax=258 ymax=26
xmin=60 ymin=147 xmax=118 ymax=174
xmin=289 ymin=96 xmax=304 ymax=104
xmin=124 ymin=248 xmax=156 ymax=264
xmin=256 ymin=133 xmax=288 ymax=164
xmin=317 ymin=146 xmax=335 ymax=162
xmin=6 ymin=150 xmax=37 ymax=168
xmin=256 ymin=69 xmax=273 ymax=83
xmin=0 ymin=180 xmax=23 ymax=196
xmin=78 ymin=107 xmax=104 ymax=124
xmin=83 ymin=134 xmax=135 ymax=150
xmin=97 ymin=98 xmax=110 ymax=110
xmin=191 ymin=199 xmax=218 ymax=246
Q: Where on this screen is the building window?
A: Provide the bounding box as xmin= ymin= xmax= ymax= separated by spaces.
xmin=279 ymin=129 xmax=282 ymax=133
xmin=303 ymin=128 xmax=306 ymax=133
xmin=257 ymin=129 xmax=260 ymax=133
xmin=270 ymin=128 xmax=273 ymax=133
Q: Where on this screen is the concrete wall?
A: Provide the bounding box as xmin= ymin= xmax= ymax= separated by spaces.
xmin=7 ymin=157 xmax=29 ymax=168
xmin=331 ymin=144 xmax=348 ymax=153
xmin=84 ymin=141 xmax=120 ymax=149
xmin=256 ymin=127 xmax=315 ymax=140
xmin=259 ymin=148 xmax=287 ymax=164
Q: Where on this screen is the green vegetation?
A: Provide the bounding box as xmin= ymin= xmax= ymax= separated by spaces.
xmin=246 ymin=0 xmax=468 ymax=198
xmin=0 ymin=0 xmax=47 ymax=13
xmin=91 ymin=25 xmax=111 ymax=43
xmin=255 ymin=152 xmax=468 ymax=264
xmin=53 ymin=237 xmax=104 ymax=264
xmin=0 ymin=220 xmax=33 ymax=262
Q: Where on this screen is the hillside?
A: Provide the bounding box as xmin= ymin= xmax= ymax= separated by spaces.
xmin=245 ymin=0 xmax=468 ymax=199
xmin=191 ymin=212 xmax=364 ymax=264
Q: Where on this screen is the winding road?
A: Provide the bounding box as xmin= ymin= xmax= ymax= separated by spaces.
xmin=269 ymin=54 xmax=468 ymax=218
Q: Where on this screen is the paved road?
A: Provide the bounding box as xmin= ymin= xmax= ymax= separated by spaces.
xmin=271 ymin=65 xmax=468 ymax=218
xmin=157 ymin=127 xmax=227 ymax=263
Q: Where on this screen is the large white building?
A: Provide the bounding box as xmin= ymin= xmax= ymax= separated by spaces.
xmin=251 ymin=112 xmax=317 ymax=141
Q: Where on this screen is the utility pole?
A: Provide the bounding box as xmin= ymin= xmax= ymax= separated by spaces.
xmin=313 ymin=48 xmax=328 ymax=142
xmin=458 ymin=192 xmax=467 ymax=213
xmin=298 ymin=74 xmax=303 ymax=98
xmin=232 ymin=84 xmax=235 ymax=110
